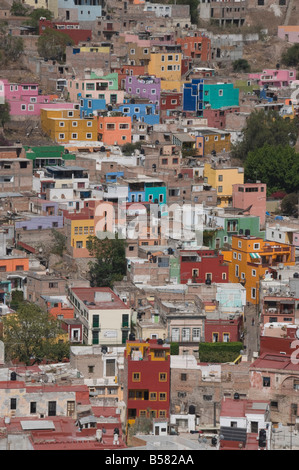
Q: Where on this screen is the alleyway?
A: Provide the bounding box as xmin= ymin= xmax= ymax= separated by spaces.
xmin=243 ymin=304 xmax=260 ymax=361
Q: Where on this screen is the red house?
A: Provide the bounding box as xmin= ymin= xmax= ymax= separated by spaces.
xmin=39 ymin=19 xmax=92 ymax=45
xmin=205 ymin=316 xmax=243 ymax=343
xmin=180 ymin=249 xmax=229 ymax=284
xmin=124 ymin=338 xmax=170 ymax=430
xmin=160 ymin=91 xmax=182 ymax=111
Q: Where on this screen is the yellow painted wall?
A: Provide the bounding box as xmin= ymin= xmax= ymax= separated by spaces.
xmin=148 ymin=52 xmax=182 ymax=83
xmin=204 ymin=163 xmax=244 ymax=207
xmin=41 ymin=108 xmax=97 ymax=143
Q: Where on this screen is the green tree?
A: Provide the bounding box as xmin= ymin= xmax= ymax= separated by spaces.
xmin=244 ymin=144 xmax=299 ymax=195
xmin=281 ymin=193 xmax=299 ymax=217
xmin=26 ymin=7 xmax=53 ymax=32
xmin=37 ymin=28 xmax=74 ymax=62
xmin=51 ymin=229 xmax=66 ymax=256
xmin=231 ymin=109 xmax=299 ymax=161
xmin=0 ymin=102 xmax=10 ymax=129
xmin=87 ymin=235 xmax=127 ymax=288
xmin=10 ymin=0 xmax=30 ymax=16
xmin=281 ymin=44 xmax=299 ymax=68
xmin=232 ymin=58 xmax=251 ymax=72
xmin=2 ymin=302 xmax=68 ymax=365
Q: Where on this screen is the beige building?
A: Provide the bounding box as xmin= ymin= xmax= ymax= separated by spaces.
xmin=69 ymin=287 xmax=132 ymax=346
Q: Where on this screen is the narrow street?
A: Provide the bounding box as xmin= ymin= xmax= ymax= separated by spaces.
xmin=243 ymin=304 xmax=260 ymax=361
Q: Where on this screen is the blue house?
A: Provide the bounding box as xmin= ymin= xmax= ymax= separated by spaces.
xmin=58 ymin=0 xmax=102 ymax=22
xmin=118 ymin=103 xmax=160 ymax=125
xmin=79 ymin=97 xmax=106 ymax=118
xmin=126 ymin=176 xmax=166 ymax=207
xmin=183 ymin=78 xmax=204 ymax=114
xmin=183 ymin=79 xmax=239 ymax=115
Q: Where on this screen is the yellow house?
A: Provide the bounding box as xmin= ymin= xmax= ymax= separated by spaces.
xmin=40 ymin=108 xmax=98 ymax=143
xmin=147 ymin=51 xmax=182 ymax=91
xmin=24 ymin=0 xmax=58 ymax=17
xmin=204 ymin=163 xmax=244 ymax=207
xmin=224 ymin=234 xmax=295 ymax=305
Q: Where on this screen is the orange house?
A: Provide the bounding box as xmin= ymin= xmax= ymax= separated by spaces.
xmin=176 ymin=35 xmax=211 ymax=62
xmin=225 ymin=235 xmax=295 ymax=304
xmin=98 ymin=115 xmax=132 ymax=146
xmin=47 ymin=302 xmax=75 ymax=320
xmin=0 ymin=256 xmax=29 ymax=273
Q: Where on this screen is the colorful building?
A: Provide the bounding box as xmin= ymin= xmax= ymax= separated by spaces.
xmin=118 ymin=102 xmax=160 ymax=125
xmin=183 ymin=79 xmax=239 ymax=115
xmin=98 ymin=114 xmax=132 ymax=146
xmin=147 ymin=48 xmax=183 ymax=91
xmin=39 ymin=19 xmax=92 ymax=44
xmin=40 ymin=108 xmax=98 ymax=143
xmin=176 ymin=34 xmax=211 ymax=62
xmin=124 ymin=338 xmax=171 ymax=430
xmin=195 ymin=129 xmax=231 ymax=157
xmin=24 ymin=145 xmax=76 ymax=169
xmin=232 ymin=182 xmax=267 ymax=229
xmin=67 ymin=73 xmax=119 ymax=102
xmin=204 ymin=163 xmax=244 ymax=207
xmin=224 ymin=234 xmax=296 ymax=304
xmin=248 ymin=69 xmax=297 ymax=88
xmin=125 ymin=75 xmax=161 ymax=108
xmin=180 ymin=248 xmax=229 ymax=284
xmin=0 ymin=80 xmax=74 ymax=118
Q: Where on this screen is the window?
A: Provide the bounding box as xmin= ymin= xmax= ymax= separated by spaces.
xmin=72 ymin=133 xmax=78 ymax=139
xmin=30 ymin=402 xmax=37 ymax=414
xmin=252 ymin=269 xmax=256 ymax=277
xmin=181 ymin=373 xmax=187 ymax=381
xmin=48 ymin=401 xmax=56 ymax=416
xmin=263 ymin=377 xmax=270 ymax=387
xmin=192 ymin=328 xmax=201 ymax=341
xmin=254 ymin=243 xmax=260 ymax=250
xmin=223 ymin=333 xmax=230 ymax=342
xmin=182 ymin=328 xmax=190 ymax=341
xmin=132 ymin=372 xmax=141 ymax=382
xmin=159 ymin=392 xmax=166 ymax=401
xmin=212 ymin=333 xmax=219 ymax=342
xmin=59 ymin=133 xmax=65 ymax=139
xmin=106 ymin=359 xmax=116 ymax=377
xmin=150 ymin=392 xmax=157 ymax=401
xmin=159 ymin=373 xmax=167 ymax=382
xmin=88 ymin=366 xmax=95 ymax=374
xmin=93 ymin=314 xmax=99 ymax=328
xmin=218 ymin=186 xmax=223 ymax=193
xmin=218 ymin=174 xmax=223 ymax=182
xmin=10 ymin=398 xmax=17 ymax=410
xmin=86 ymin=133 xmax=92 ymax=139
xmin=251 ymin=288 xmax=256 ymax=299
xmin=219 ymin=89 xmax=223 ymax=96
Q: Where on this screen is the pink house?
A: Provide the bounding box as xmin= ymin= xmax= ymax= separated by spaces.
xmin=248 ymin=69 xmax=297 ymax=88
xmin=278 ymin=25 xmax=299 ymax=44
xmin=232 ymin=182 xmax=267 ymax=228
xmin=0 ymin=80 xmax=75 ymax=117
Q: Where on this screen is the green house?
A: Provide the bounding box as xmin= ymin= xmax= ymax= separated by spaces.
xmin=24 ymin=145 xmax=76 ymax=169
xmin=204 ymin=215 xmax=265 ymax=250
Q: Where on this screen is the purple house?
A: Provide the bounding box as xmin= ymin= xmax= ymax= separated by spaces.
xmin=125 ymin=75 xmax=161 ymax=108
xmin=248 ymin=69 xmax=297 ymax=88
xmin=0 ymin=79 xmax=75 ymax=117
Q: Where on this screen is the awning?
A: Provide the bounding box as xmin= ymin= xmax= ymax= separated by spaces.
xmin=250 ymin=253 xmax=261 ymax=259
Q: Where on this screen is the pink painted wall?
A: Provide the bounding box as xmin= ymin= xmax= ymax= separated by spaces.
xmin=232 ymin=183 xmax=266 ymax=228
xmin=248 ymin=69 xmax=297 ymax=87
xmin=1 ymin=79 xmax=75 ymax=116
